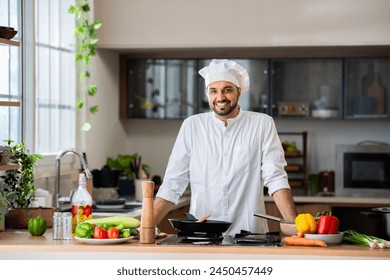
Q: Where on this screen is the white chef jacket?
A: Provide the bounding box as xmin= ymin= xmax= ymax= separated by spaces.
xmin=156 ymin=109 xmax=290 ymax=235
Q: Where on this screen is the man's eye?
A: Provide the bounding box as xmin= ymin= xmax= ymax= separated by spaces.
xmin=208 ymin=89 xmax=217 ymax=94
xmin=223 ymin=88 xmax=233 ymax=94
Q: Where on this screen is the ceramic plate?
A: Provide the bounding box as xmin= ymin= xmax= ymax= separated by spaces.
xmin=95 ymin=204 xmax=125 ymax=210
xmin=304 ymin=232 xmax=343 ymax=245
xmin=74 ymin=236 xmax=133 ymax=245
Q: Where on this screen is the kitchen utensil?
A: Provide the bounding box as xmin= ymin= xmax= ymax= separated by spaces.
xmin=168 ymin=218 xmax=232 ymax=235
xmin=140 ymin=180 xmax=155 ymax=244
xmin=304 ymin=232 xmax=343 ymax=245
xmin=196 ymin=213 xmax=211 ymax=223
xmin=367 ymin=73 xmax=385 ymax=114
xmin=253 ymin=213 xmax=297 ymax=236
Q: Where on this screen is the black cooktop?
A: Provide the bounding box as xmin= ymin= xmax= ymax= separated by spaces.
xmin=157 ymin=231 xmax=282 ymax=247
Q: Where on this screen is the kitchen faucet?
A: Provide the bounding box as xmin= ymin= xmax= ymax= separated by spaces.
xmin=55 ymin=149 xmax=92 ymax=210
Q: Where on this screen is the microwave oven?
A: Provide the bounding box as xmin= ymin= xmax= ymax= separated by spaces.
xmin=335 ymin=142 xmax=390 ymax=197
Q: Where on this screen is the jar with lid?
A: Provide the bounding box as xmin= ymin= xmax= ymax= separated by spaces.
xmin=71 ymin=173 xmax=93 ymax=233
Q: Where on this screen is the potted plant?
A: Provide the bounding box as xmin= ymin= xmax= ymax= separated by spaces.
xmin=0 ymin=189 xmax=14 ymax=232
xmin=0 ymin=140 xmax=53 ymax=229
xmin=104 ymin=153 xmax=150 ymax=196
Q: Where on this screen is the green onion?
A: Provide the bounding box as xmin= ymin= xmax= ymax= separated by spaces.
xmin=342 ymin=230 xmax=390 ymax=249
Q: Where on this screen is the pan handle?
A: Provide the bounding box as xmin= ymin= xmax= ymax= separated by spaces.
xmin=253 ymin=213 xmax=282 ymax=222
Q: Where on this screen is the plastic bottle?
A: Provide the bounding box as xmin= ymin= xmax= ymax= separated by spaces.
xmin=71 ymin=173 xmax=93 ymax=233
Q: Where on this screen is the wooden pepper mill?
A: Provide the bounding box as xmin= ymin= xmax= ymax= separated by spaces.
xmin=140 ymin=180 xmax=155 ymax=244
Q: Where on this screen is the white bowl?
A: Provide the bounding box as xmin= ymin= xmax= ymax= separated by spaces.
xmin=304 ymin=232 xmax=344 ymax=245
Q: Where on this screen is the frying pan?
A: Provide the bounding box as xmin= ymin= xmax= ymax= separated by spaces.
xmin=168 ymin=218 xmax=232 ymax=234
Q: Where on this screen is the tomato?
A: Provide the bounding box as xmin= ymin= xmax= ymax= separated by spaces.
xmin=107 ymin=227 xmax=119 ymax=239
xmin=93 ymin=226 xmax=107 ymax=239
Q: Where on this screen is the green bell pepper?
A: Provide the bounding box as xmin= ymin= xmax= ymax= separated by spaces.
xmin=75 ymin=222 xmax=94 ymax=238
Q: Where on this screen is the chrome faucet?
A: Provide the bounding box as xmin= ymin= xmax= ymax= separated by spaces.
xmin=55 ymin=149 xmax=92 ymax=210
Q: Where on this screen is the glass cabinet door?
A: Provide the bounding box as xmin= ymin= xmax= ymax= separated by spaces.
xmin=126 ymin=58 xmax=269 ymax=119
xmin=344 ymin=58 xmax=390 ymax=119
xmin=127 ymin=59 xmax=198 ymax=119
xmin=271 ymin=59 xmax=343 ymax=119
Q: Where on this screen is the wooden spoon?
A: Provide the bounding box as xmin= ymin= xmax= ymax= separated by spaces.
xmin=196 ymin=213 xmax=211 ymax=223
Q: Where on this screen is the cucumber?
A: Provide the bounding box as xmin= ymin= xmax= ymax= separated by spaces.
xmin=84 ymin=216 xmax=140 ymax=229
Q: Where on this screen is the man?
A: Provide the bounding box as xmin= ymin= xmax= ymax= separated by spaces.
xmin=154 ymin=59 xmax=297 ymax=234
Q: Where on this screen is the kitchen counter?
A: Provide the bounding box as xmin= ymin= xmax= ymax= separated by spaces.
xmin=0 ymin=229 xmax=389 ymax=260
xmin=266 ymin=195 xmax=390 ymax=205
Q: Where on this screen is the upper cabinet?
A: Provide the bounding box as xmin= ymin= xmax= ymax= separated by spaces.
xmin=119 ymin=47 xmax=390 ymax=121
xmin=344 ymin=58 xmax=390 ymax=119
xmin=271 ymin=59 xmax=343 ymax=119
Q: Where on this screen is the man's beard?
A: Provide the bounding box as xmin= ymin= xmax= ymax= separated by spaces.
xmin=212 ymin=100 xmax=238 ymax=116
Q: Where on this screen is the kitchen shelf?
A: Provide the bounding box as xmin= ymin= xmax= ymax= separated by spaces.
xmin=279 ymin=131 xmax=308 ymax=195
xmin=0 ymin=38 xmax=20 ymax=47
xmin=0 ymin=163 xmax=20 ymax=171
xmin=0 ymin=101 xmax=21 ymax=107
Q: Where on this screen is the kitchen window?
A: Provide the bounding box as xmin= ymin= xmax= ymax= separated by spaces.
xmin=35 ymin=0 xmax=76 ymax=154
xmin=1 ymin=0 xmax=76 ymax=156
xmin=0 ymin=0 xmax=22 ymax=144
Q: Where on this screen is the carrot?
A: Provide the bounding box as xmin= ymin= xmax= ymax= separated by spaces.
xmin=297 ymin=232 xmax=304 ymax=238
xmin=284 ymin=236 xmax=327 ymax=247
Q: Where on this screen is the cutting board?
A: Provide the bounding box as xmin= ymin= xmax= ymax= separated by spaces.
xmin=367 ymin=73 xmax=385 ymax=114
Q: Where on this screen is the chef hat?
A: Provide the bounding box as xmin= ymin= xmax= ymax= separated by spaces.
xmin=198 ymin=59 xmax=250 ymax=93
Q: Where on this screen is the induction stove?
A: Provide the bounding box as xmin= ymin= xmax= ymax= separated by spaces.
xmin=157 ymin=231 xmax=282 ymax=246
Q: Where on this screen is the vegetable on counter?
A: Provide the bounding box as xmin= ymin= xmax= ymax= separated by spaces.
xmin=84 ymin=216 xmax=140 ymax=229
xmin=316 ymin=213 xmax=339 ymax=234
xmin=93 ymin=226 xmax=108 ymax=239
xmin=342 ymin=230 xmax=390 ymax=249
xmin=28 ymin=216 xmax=47 ymax=236
xmin=75 ymin=222 xmax=94 ymax=238
xmin=284 ymin=236 xmax=327 ymax=247
xmin=295 ymin=213 xmax=317 ymax=234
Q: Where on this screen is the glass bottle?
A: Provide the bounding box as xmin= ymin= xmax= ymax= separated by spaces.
xmin=71 ymin=173 xmax=93 ymax=233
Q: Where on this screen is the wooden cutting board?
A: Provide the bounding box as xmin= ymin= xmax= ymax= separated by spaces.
xmin=367 ymin=73 xmax=385 ymax=114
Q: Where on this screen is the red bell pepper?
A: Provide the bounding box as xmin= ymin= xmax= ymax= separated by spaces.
xmin=317 ymin=215 xmax=340 ymax=234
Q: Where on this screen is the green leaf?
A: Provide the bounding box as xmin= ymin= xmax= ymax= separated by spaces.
xmin=90 ymin=105 xmax=99 ymax=114
xmin=93 ymin=20 xmax=103 ymax=30
xmin=81 ymin=122 xmax=92 ymax=132
xmin=76 ymin=100 xmax=84 ymax=109
xmin=81 ymin=4 xmax=90 ymax=12
xmin=75 ymin=53 xmax=83 ymax=61
xmin=85 ymin=71 xmax=90 ymax=78
xmin=76 ymin=26 xmax=84 ymax=35
xmin=88 ymin=84 xmax=97 ymax=96
xmin=89 ymin=38 xmax=99 ymax=45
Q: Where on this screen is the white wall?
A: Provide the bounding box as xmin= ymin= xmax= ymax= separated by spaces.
xmin=83 ymin=0 xmax=390 ymax=180
xmin=94 ymin=0 xmax=390 ymax=48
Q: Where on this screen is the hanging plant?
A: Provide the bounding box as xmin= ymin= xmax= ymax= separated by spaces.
xmin=69 ymin=0 xmax=102 ymax=131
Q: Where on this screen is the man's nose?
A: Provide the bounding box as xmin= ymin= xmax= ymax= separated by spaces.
xmin=216 ymin=90 xmax=226 ymax=100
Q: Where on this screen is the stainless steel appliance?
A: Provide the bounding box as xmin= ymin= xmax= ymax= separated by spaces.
xmin=335 ymin=141 xmax=390 ymax=197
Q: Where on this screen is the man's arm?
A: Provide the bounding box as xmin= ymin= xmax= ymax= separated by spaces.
xmin=272 ymin=188 xmax=297 ymax=221
xmin=154 ymin=197 xmax=175 ymax=225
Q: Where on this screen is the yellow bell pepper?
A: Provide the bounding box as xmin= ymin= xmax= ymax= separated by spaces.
xmin=295 ymin=213 xmax=317 ymax=234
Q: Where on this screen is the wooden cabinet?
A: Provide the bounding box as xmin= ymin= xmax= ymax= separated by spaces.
xmin=265 ymin=201 xmax=331 ymax=232
xmin=279 ymin=131 xmax=308 ymax=195
xmin=0 ymin=38 xmax=21 ymax=172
